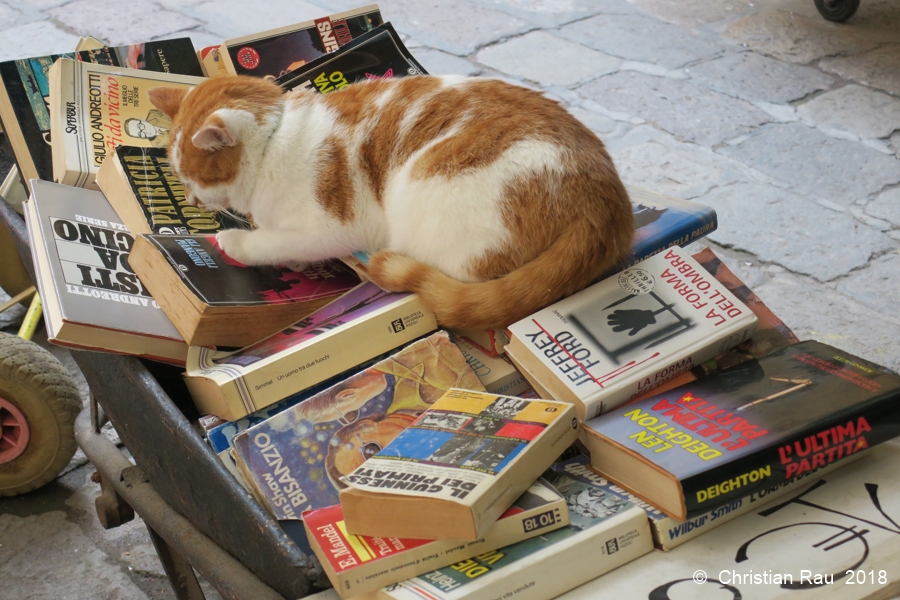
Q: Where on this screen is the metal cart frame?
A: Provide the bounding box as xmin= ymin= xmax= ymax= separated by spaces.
xmin=1 ymin=195 xmax=318 ymax=600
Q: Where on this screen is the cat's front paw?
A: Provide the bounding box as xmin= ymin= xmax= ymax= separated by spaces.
xmin=216 ymin=229 xmax=253 ymax=265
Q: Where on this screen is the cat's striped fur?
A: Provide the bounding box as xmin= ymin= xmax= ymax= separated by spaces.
xmin=148 ymin=75 xmax=633 ymax=330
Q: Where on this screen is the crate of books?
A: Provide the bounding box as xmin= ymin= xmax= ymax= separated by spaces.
xmin=4 ymin=6 xmax=900 ymax=600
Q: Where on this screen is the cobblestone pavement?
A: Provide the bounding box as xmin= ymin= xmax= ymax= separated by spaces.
xmin=1 ymin=0 xmax=899 ymax=598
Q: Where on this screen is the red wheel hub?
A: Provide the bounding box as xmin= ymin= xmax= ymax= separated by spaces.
xmin=0 ymin=397 xmax=30 ymax=464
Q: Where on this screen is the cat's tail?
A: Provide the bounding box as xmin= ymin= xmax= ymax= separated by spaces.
xmin=365 ymin=217 xmax=633 ymax=331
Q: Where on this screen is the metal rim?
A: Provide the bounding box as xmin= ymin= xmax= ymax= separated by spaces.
xmin=0 ymin=396 xmax=30 ymax=464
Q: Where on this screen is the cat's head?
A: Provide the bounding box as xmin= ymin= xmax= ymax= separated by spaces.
xmin=148 ymin=76 xmax=284 ymax=214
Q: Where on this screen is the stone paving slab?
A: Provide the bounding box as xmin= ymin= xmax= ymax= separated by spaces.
xmin=685 ymin=51 xmax=834 ymax=105
xmin=180 ymin=0 xmax=327 ymax=41
xmin=699 ymin=181 xmax=897 ymax=281
xmin=0 ymin=19 xmax=80 ymax=61
xmin=834 ymin=252 xmax=900 ymax=315
xmin=718 ymin=122 xmax=900 ymax=206
xmin=603 ymin=125 xmax=768 ymax=199
xmin=796 ymin=84 xmax=900 ymax=140
xmin=865 ymin=188 xmax=900 ymax=227
xmin=629 ymin=0 xmax=751 ymax=26
xmin=819 ymin=44 xmax=900 ymax=97
xmin=476 ymin=30 xmax=620 ymax=87
xmin=578 ymin=70 xmax=772 ymax=146
xmin=412 ymin=47 xmax=482 ymax=76
xmin=468 ymin=0 xmax=630 ymax=27
xmin=47 ymin=0 xmax=201 ymax=47
xmin=557 ymin=12 xmax=726 ymax=69
xmin=723 ymin=9 xmax=880 ymax=64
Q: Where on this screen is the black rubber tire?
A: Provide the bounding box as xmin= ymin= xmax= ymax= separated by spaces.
xmin=0 ymin=333 xmax=82 ymax=496
xmin=814 ymin=0 xmax=860 ymax=22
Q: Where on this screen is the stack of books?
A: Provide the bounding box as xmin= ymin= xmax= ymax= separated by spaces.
xmin=6 ymin=5 xmax=900 ymax=600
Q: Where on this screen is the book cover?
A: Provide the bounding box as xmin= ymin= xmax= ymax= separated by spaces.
xmin=276 ymin=23 xmax=427 ymax=93
xmin=340 ymin=389 xmax=579 ymax=540
xmin=97 ymin=145 xmax=249 ymax=235
xmin=48 ymin=58 xmax=205 ymax=189
xmin=506 ymin=245 xmax=759 ymax=420
xmin=231 ymin=332 xmax=484 ymax=520
xmin=0 ymin=39 xmax=200 ymax=185
xmin=222 ymin=5 xmax=383 ymax=79
xmin=454 ymin=337 xmax=531 ymax=397
xmin=552 ymin=441 xmax=900 ymax=599
xmin=140 ymin=234 xmax=358 ymax=307
xmin=378 ymin=467 xmax=653 ymax=600
xmin=619 ymin=185 xmax=717 ymax=272
xmin=185 ymin=281 xmax=437 ymax=420
xmin=554 ymin=452 xmax=864 ymax=551
xmin=22 ymin=180 xmax=186 ymax=363
xmin=582 ymin=340 xmax=900 ymax=519
xmin=305 ymin=479 xmax=568 ymax=598
xmin=76 ymin=38 xmax=202 ymax=77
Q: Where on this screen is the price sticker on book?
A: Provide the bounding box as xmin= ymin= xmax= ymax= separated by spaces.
xmin=618 ymin=268 xmax=655 ymax=295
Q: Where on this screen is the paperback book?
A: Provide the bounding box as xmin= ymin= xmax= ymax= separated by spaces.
xmin=305 ymin=479 xmax=568 ymax=598
xmin=220 ymin=5 xmax=383 ymax=79
xmin=184 ymin=281 xmax=438 ymax=420
xmin=48 ymin=58 xmax=205 ymax=189
xmin=554 ymin=452 xmax=864 ymax=551
xmin=375 ymin=465 xmax=653 ymax=600
xmin=231 ymin=332 xmax=484 ymax=520
xmin=96 ymin=145 xmax=249 ymax=235
xmin=340 ymin=389 xmax=579 ymax=541
xmin=555 ymin=441 xmax=900 ymax=599
xmin=580 ymin=340 xmax=900 ymax=520
xmin=505 ymin=245 xmax=759 ymax=421
xmin=276 ymin=22 xmax=427 ymax=93
xmin=0 ymin=38 xmax=200 ymax=185
xmin=129 ymin=234 xmax=360 ymax=347
xmin=455 ymin=337 xmax=530 ymax=397
xmin=22 ymin=180 xmax=186 ymax=363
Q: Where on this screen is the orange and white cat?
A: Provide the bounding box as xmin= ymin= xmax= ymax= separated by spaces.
xmin=148 ymin=75 xmax=633 ymax=330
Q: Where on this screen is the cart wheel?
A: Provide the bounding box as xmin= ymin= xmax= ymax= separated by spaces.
xmin=814 ymin=0 xmax=860 ymax=21
xmin=0 ymin=332 xmax=81 ymax=496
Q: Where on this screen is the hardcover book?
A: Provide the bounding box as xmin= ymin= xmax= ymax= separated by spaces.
xmin=220 ymin=5 xmax=383 ymax=79
xmin=48 ymin=58 xmax=205 ymax=189
xmin=375 ymin=466 xmax=653 ymax=600
xmin=554 ymin=441 xmax=900 ymax=599
xmin=96 ymin=145 xmax=249 ymax=235
xmin=276 ymin=23 xmax=427 ymax=93
xmin=580 ymin=340 xmax=900 ymax=521
xmin=0 ymin=38 xmax=201 ymax=185
xmin=305 ymin=479 xmax=568 ymax=598
xmin=129 ymin=233 xmax=360 ymax=348
xmin=554 ymin=452 xmax=864 ymax=551
xmin=184 ymin=281 xmax=438 ymax=421
xmin=231 ymin=331 xmax=485 ymax=520
xmin=22 ymin=180 xmax=186 ymax=364
xmin=505 ymin=245 xmax=759 ymax=421
xmin=340 ymin=389 xmax=579 ymax=541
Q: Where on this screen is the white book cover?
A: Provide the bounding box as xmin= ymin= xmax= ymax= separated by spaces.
xmin=559 ymin=441 xmax=900 ymax=599
xmin=507 ymin=245 xmax=758 ymax=420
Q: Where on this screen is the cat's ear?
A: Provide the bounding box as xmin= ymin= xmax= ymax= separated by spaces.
xmin=192 ymin=109 xmax=253 ymax=151
xmin=147 ymin=87 xmax=187 ymax=119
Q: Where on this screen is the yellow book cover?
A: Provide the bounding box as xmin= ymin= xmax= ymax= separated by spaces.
xmin=49 ymin=58 xmax=204 ymax=189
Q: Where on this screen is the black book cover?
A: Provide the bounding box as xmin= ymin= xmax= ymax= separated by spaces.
xmin=145 ymin=234 xmax=360 ymax=306
xmin=116 ymin=146 xmax=248 ymax=234
xmin=276 ymin=23 xmax=427 ymax=93
xmin=227 ymin=8 xmax=383 ymax=79
xmin=585 ymin=340 xmax=900 ymax=517
xmin=77 ymin=38 xmax=202 ymax=77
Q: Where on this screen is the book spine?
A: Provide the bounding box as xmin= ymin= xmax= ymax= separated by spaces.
xmin=583 ymin=319 xmax=757 ymax=419
xmin=681 ymin=396 xmax=900 ymax=518
xmin=387 ymin=509 xmax=651 ymax=600
xmin=624 ymin=211 xmax=718 ymax=270
xmin=653 ymin=451 xmax=864 ymax=550
xmin=321 ymin=498 xmax=569 ymax=598
xmin=186 ymin=296 xmax=438 ymax=420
